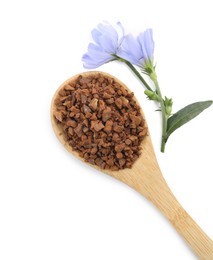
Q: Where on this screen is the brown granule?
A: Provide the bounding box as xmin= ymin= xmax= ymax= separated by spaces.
xmin=53 ymin=73 xmax=147 ymax=171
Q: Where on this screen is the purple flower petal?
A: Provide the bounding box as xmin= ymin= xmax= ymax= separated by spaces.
xmin=82 ymin=54 xmax=113 ymax=69
xmin=82 ymin=21 xmax=125 ymax=69
xmin=118 ymin=34 xmax=144 ymax=66
xmin=97 ymin=23 xmax=118 ymax=45
xmin=118 ymin=28 xmax=155 ymax=67
xmin=138 ymin=29 xmax=154 ymax=61
xmin=82 ymin=44 xmax=114 ymax=68
xmin=91 ymin=29 xmax=102 ymax=45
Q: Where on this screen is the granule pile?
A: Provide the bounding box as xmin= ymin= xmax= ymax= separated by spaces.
xmin=53 ymin=73 xmax=147 ymax=171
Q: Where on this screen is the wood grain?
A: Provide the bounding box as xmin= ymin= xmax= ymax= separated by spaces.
xmin=51 ymin=71 xmax=213 ymax=259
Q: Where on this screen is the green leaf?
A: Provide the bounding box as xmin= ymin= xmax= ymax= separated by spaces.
xmin=166 ymin=100 xmax=213 ymax=141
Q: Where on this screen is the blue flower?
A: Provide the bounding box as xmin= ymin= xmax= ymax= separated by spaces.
xmin=118 ymin=29 xmax=155 ymax=68
xmin=82 ymin=22 xmax=125 ymax=69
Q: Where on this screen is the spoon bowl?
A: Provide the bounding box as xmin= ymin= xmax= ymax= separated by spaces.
xmin=51 ymin=71 xmax=213 ymax=259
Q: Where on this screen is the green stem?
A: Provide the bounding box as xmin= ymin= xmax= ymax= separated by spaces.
xmin=153 ymin=78 xmax=167 ymax=152
xmin=114 ymin=55 xmax=167 ymax=152
xmin=114 ymin=56 xmax=153 ymax=91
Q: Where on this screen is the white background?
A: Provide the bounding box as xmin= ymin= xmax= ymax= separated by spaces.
xmin=0 ymin=0 xmax=213 ymax=259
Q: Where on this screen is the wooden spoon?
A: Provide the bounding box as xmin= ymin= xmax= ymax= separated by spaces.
xmin=51 ymin=71 xmax=213 ymax=259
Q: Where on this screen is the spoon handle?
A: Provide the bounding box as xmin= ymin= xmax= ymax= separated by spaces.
xmin=147 ymin=179 xmax=213 ymax=259
xmin=129 ymin=166 xmax=213 ymax=259
xmin=172 ymin=208 xmax=213 ymax=260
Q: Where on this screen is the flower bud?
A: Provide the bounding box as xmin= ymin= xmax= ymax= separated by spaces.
xmin=144 ymin=90 xmax=161 ymax=101
xmin=164 ymin=97 xmax=173 ymax=117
